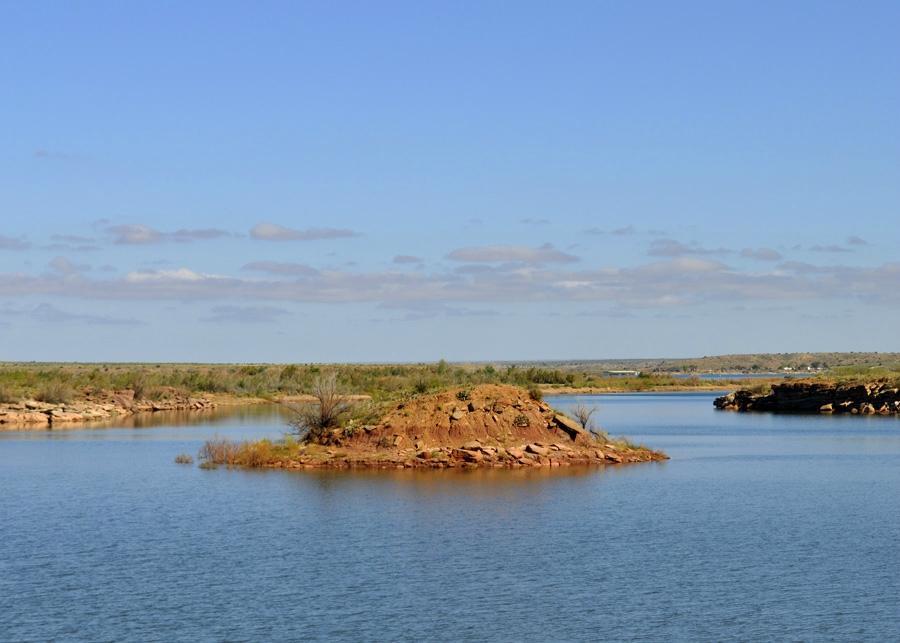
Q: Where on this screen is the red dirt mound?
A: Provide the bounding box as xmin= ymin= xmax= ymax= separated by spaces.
xmin=265 ymin=384 xmax=668 ymax=469
xmin=349 ymin=384 xmax=592 ymax=451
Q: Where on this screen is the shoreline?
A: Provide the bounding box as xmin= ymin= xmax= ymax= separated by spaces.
xmin=0 ymin=387 xmax=734 ymax=430
xmin=715 ymin=380 xmax=900 ymax=416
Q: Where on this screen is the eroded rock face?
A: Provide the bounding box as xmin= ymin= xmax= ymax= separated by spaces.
xmin=715 ymin=381 xmax=900 ymax=416
xmin=0 ymin=389 xmax=216 ymax=430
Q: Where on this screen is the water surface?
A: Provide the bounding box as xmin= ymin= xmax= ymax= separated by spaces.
xmin=2 ymin=394 xmax=898 ymax=641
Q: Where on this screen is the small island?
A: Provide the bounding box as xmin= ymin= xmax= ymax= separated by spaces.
xmin=715 ymin=380 xmax=900 ymax=416
xmin=197 ymin=383 xmax=667 ymax=470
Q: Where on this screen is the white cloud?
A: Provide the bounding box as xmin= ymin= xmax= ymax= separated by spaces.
xmin=3 ymin=257 xmax=900 ymax=311
xmin=48 ymin=257 xmax=91 ymax=275
xmin=125 ymin=268 xmax=212 ymax=282
xmin=447 ymin=243 xmax=578 ymax=264
xmin=250 ymin=222 xmax=359 ymax=241
xmin=242 ymin=261 xmax=320 ymax=276
xmin=648 ymin=239 xmax=731 ymax=257
xmin=107 ymin=224 xmax=232 ymax=244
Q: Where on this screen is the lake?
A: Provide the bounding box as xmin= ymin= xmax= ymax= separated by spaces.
xmin=2 ymin=393 xmax=898 ymax=641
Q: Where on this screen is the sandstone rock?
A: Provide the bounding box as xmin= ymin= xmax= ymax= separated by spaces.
xmin=525 ymin=444 xmax=549 ymax=456
xmin=553 ymin=414 xmax=588 ymax=441
xmin=453 ymin=448 xmax=483 ymax=463
xmin=0 ymin=411 xmax=50 ymax=426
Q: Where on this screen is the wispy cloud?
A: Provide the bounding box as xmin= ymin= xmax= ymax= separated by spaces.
xmin=847 ymin=236 xmax=869 ymax=247
xmin=740 ymin=247 xmax=782 ymax=261
xmin=241 ymin=261 xmax=320 ymax=276
xmin=125 ymin=268 xmax=215 ymax=283
xmin=200 ymin=305 xmax=291 ymax=324
xmin=0 ymin=302 xmax=143 ymax=326
xmin=48 ymin=256 xmax=91 ymax=275
xmin=447 ymin=243 xmax=578 ymax=264
xmin=44 ymin=233 xmax=101 ymax=252
xmin=393 ymin=255 xmax=424 ymax=265
xmin=107 ymin=224 xmax=232 ymax=245
xmin=809 ymin=244 xmax=852 ymax=253
xmin=250 ymin=222 xmax=359 ymax=241
xmin=378 ymin=301 xmax=500 ymax=321
xmin=519 ymin=218 xmax=550 ymax=225
xmin=584 ymin=225 xmax=638 ymax=236
xmin=4 ymin=257 xmax=900 ymax=311
xmin=0 ymin=235 xmax=30 ymax=251
xmin=648 ymin=239 xmax=730 ymax=257
xmin=33 ymin=149 xmax=74 ymax=160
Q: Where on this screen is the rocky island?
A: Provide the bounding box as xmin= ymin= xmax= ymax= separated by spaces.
xmin=715 ymin=380 xmax=900 ymax=416
xmin=199 ymin=384 xmax=667 ymax=470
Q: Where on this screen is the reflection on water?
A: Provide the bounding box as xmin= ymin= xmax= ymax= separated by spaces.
xmin=5 ymin=402 xmax=294 ymax=433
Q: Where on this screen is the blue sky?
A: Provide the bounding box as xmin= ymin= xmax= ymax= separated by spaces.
xmin=1 ymin=1 xmax=898 ymax=362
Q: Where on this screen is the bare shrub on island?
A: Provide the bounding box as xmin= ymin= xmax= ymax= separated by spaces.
xmin=572 ymin=404 xmax=596 ymax=430
xmin=290 ymin=372 xmax=351 ymax=442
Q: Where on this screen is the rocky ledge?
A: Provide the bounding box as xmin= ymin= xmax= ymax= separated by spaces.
xmin=0 ymin=388 xmax=216 ymax=429
xmin=714 ymin=381 xmax=900 ymax=416
xmin=271 ymin=439 xmax=663 ymax=470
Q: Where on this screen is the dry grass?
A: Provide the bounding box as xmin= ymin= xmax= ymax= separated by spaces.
xmin=198 ymin=436 xmax=301 ymax=468
xmin=0 ymin=384 xmax=17 ymax=404
xmin=34 ymin=381 xmax=73 ymax=404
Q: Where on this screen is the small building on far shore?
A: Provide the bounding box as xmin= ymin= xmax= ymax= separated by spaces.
xmin=605 ymin=370 xmax=642 ymax=377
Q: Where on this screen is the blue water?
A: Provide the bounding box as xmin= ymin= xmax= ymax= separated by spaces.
xmin=2 ymin=395 xmax=898 ymax=641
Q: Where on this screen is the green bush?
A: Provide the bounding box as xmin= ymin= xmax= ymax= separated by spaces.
xmin=0 ymin=384 xmax=17 ymax=404
xmin=35 ymin=382 xmax=73 ymax=404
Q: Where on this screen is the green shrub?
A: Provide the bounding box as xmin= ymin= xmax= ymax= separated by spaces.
xmin=0 ymin=384 xmax=17 ymax=404
xmin=456 ymin=389 xmax=470 ymax=401
xmin=35 ymin=382 xmax=73 ymax=404
xmin=527 ymin=385 xmax=543 ymax=402
xmin=174 ymin=454 xmax=194 ymax=464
